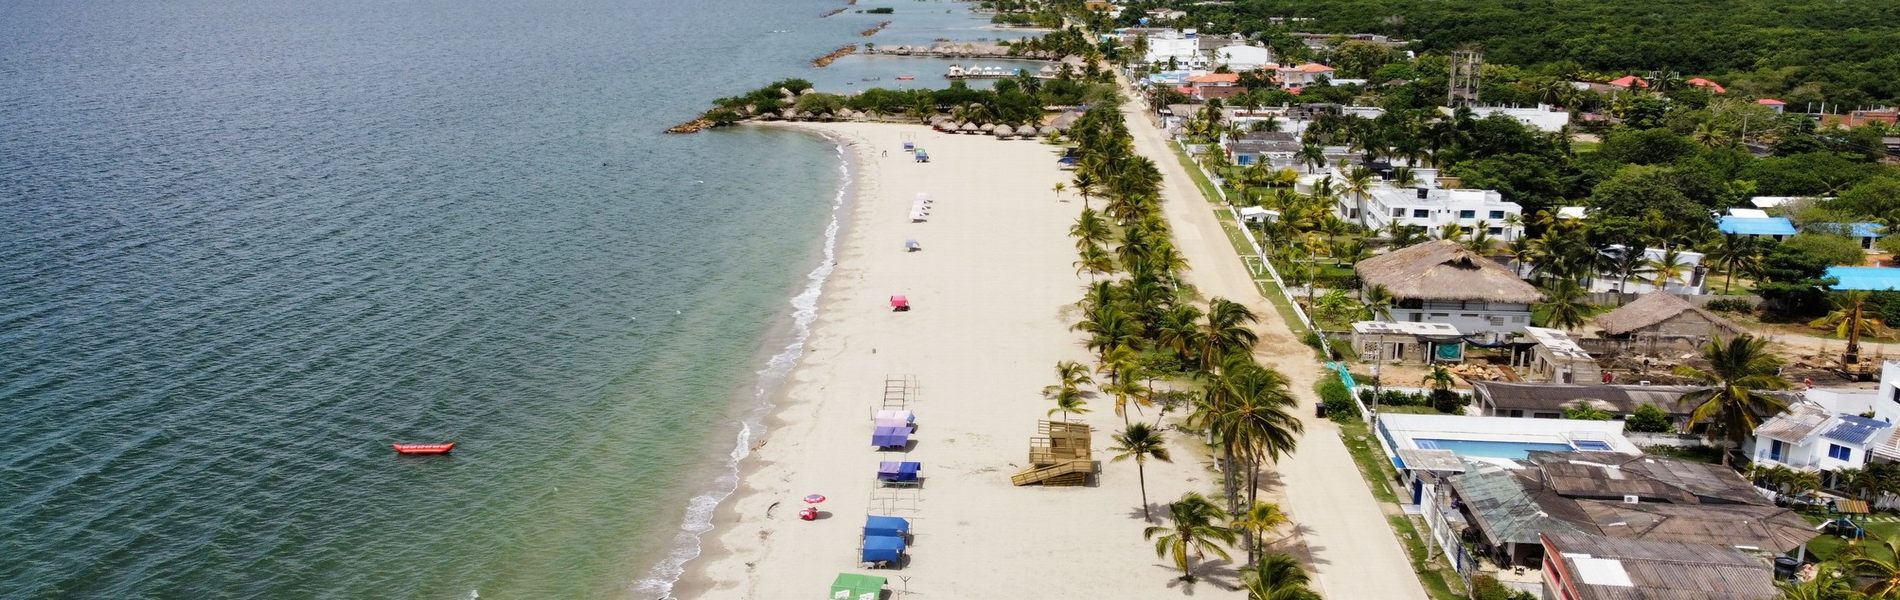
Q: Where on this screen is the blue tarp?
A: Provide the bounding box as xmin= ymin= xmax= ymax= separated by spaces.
xmin=1826 ymin=267 xmax=1900 ymax=291
xmin=877 ymin=461 xmax=921 ymax=482
xmin=872 ymin=426 xmax=912 ymax=448
xmin=1717 ymin=216 xmax=1797 ymax=236
xmin=864 ymin=515 xmax=911 ymax=538
xmin=861 ymin=535 xmax=906 ymax=563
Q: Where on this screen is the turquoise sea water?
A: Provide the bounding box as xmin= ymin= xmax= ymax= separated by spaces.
xmin=0 ymin=0 xmax=995 ymax=597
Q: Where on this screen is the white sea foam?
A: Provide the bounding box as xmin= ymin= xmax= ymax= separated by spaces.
xmin=630 ymin=137 xmax=850 ymax=599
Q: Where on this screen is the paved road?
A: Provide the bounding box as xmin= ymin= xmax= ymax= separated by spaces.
xmin=1117 ymin=95 xmax=1434 ymax=600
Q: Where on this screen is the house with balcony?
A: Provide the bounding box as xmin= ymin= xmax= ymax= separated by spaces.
xmin=1354 ymin=240 xmax=1542 ymax=337
xmin=1746 ymin=360 xmax=1900 ymax=481
xmin=1142 ymin=29 xmax=1206 ymax=68
xmin=1329 ymin=172 xmax=1524 ymax=239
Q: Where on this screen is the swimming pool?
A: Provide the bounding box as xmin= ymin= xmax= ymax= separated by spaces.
xmin=1414 ymin=438 xmax=1576 ymax=459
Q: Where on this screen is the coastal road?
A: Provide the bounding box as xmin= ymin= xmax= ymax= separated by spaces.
xmin=1118 ymin=95 xmax=1434 ymax=600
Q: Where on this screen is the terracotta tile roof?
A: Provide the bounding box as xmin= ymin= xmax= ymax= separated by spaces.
xmin=1608 ymin=75 xmax=1648 ymax=88
xmin=1187 ymin=72 xmax=1240 ymax=84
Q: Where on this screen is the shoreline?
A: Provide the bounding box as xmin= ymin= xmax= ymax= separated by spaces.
xmin=632 ymin=130 xmax=860 ymax=599
xmin=673 ymin=121 xmax=1254 ymax=598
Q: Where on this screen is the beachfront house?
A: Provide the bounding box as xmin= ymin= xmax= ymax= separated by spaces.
xmin=1226 ymin=131 xmax=1300 ymax=167
xmin=1539 ymin=533 xmax=1777 ymax=600
xmin=1354 ymin=240 xmax=1542 ymax=338
xmin=1323 ymin=171 xmax=1524 ymax=240
xmin=1592 ymin=293 xmax=1744 ymax=352
xmin=1470 ymin=382 xmax=1702 ymax=427
xmin=1745 ymin=402 xmax=1894 ymax=482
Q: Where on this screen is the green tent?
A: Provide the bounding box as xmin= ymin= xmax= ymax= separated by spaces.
xmin=829 ymin=572 xmax=887 ymax=600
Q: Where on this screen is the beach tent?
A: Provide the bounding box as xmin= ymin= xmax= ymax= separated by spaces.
xmin=889 ymin=295 xmax=910 ymax=311
xmin=904 ymin=239 xmax=921 ymax=252
xmin=876 ymin=461 xmax=922 ymax=483
xmin=860 ymin=535 xmax=906 ymax=565
xmin=915 ymin=192 xmax=930 ymax=203
xmin=872 ymin=426 xmax=912 ymax=448
xmin=864 ymin=515 xmax=911 ymax=538
xmin=830 ymin=573 xmax=887 ymax=600
xmin=874 ymin=409 xmax=914 ymax=426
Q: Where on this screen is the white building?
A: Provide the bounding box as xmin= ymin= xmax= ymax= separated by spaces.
xmin=1355 ymin=240 xmax=1543 ymax=336
xmin=1275 ymin=63 xmax=1335 ymax=88
xmin=1443 ymin=104 xmax=1572 ymax=133
xmin=1215 ymin=45 xmax=1273 ymax=71
xmin=1746 ymin=361 xmax=1900 ymax=480
xmin=1143 ymin=29 xmax=1206 ymax=68
xmin=1320 ymin=168 xmax=1525 ymax=239
xmin=1589 ymin=245 xmax=1708 ymax=294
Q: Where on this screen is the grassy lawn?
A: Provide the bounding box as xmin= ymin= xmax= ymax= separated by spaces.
xmin=1168 ymin=141 xmax=1228 ymax=206
xmin=1807 ymin=515 xmax=1900 ymax=563
xmin=1335 ymin=416 xmax=1466 ymax=600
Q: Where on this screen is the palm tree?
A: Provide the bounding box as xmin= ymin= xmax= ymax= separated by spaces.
xmin=1507 ymin=236 xmax=1536 ymax=278
xmin=1154 ymin=303 xmax=1207 ymax=363
xmin=1071 ymin=208 xmax=1112 ymax=250
xmin=1042 ymin=360 xmax=1094 ymax=421
xmin=1776 ymin=563 xmax=1855 ymax=600
xmin=1644 ymin=246 xmax=1691 ymax=291
xmin=1072 ymin=171 xmax=1099 ymax=210
xmin=1199 ymin=298 xmax=1260 ymax=373
xmin=1143 ymin=492 xmax=1236 ymax=582
xmin=1052 ymin=181 xmax=1066 ymax=202
xmin=1363 ymin=284 xmax=1395 ymax=321
xmin=1500 ymin=212 xmax=1524 ymax=242
xmin=1110 ymin=422 xmax=1171 ymax=521
xmin=1075 ymin=244 xmax=1116 ymax=280
xmin=1606 ymin=244 xmax=1651 ymax=295
xmin=1230 ymin=501 xmax=1290 ymax=566
xmin=1240 ymin=553 xmax=1321 ymax=600
xmin=1074 ymin=305 xmax=1138 ymax=364
xmin=1539 ymin=278 xmax=1590 ymax=330
xmin=1706 ymin=233 xmax=1763 ymax=294
xmin=1812 ymin=292 xmax=1885 ymax=364
xmin=1343 ymin=167 xmax=1376 ymax=230
xmin=1679 ymin=335 xmax=1790 ymax=465
xmin=1463 ymin=221 xmax=1494 ymax=254
xmin=1297 ymin=142 xmax=1327 ymax=173
xmin=1850 ymin=535 xmax=1900 ymax=598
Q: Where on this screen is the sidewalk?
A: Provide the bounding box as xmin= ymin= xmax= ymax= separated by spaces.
xmin=1117 ymin=96 xmax=1432 ymax=600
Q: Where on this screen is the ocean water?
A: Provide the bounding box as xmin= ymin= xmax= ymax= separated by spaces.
xmin=0 ymin=0 xmax=977 ymax=597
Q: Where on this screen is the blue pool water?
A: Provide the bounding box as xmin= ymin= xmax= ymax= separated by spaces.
xmin=1415 ymin=438 xmax=1575 ymax=459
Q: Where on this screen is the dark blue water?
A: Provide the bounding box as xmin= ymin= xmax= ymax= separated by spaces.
xmin=0 ymin=0 xmax=976 ymax=596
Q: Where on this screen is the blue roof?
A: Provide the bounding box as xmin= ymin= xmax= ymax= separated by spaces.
xmin=865 ymin=516 xmax=911 ymax=537
xmin=1826 ymin=267 xmax=1900 ymax=291
xmin=1823 ymin=414 xmax=1892 ymax=445
xmin=1717 ymin=216 xmax=1797 ymax=236
xmin=1809 ymin=222 xmax=1886 ymax=238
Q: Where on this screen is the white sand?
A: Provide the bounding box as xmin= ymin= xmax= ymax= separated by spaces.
xmin=675 ymin=122 xmax=1252 ymax=599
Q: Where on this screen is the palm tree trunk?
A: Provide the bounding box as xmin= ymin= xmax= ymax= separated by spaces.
xmin=1137 ymin=460 xmax=1152 ymax=521
xmin=1724 ymin=268 xmax=1734 ymax=294
xmin=1222 ymin=446 xmax=1239 ymax=513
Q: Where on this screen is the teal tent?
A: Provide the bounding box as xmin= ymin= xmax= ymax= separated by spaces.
xmin=830 ymin=573 xmax=887 ymax=600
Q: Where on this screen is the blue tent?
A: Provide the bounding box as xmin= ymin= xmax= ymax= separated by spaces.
xmin=861 ymin=535 xmax=906 ymax=564
xmin=864 ymin=515 xmax=911 ymax=538
xmin=877 ymin=461 xmax=922 ymax=482
xmin=872 ymin=426 xmax=912 ymax=448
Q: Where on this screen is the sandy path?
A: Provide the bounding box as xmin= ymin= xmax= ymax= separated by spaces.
xmin=676 ymin=122 xmax=1250 ymax=598
xmin=1116 ymin=97 xmax=1433 ymax=600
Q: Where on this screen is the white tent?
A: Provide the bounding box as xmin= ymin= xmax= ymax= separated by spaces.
xmin=1238 ymin=206 xmax=1278 ymax=223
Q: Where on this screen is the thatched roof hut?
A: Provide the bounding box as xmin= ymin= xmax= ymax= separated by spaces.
xmin=1353 ymin=240 xmax=1542 ymax=304
xmin=993 ymin=124 xmax=1014 ymax=138
xmin=779 ymin=108 xmax=798 ymax=120
xmin=958 ymin=122 xmax=978 ymax=133
xmin=1594 ymin=293 xmax=1744 ymax=338
xmin=978 ymin=123 xmax=995 ymax=132
xmin=1039 ymin=125 xmax=1059 ymax=136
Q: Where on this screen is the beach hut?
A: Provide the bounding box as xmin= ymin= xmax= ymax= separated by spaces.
xmin=872 ymin=425 xmax=911 ymax=448
xmin=830 ymin=573 xmax=887 ymax=600
xmin=864 ymin=515 xmax=911 ymax=539
xmin=992 ymin=124 xmax=1014 ymax=139
xmin=958 ymin=122 xmax=977 ymax=134
xmin=860 ymin=535 xmax=905 ymax=567
xmin=904 ymin=239 xmax=921 ymax=252
xmin=1040 ymin=125 xmax=1059 ymax=137
xmin=877 ymin=461 xmax=922 ymax=484
xmin=978 ymin=123 xmax=995 ymax=133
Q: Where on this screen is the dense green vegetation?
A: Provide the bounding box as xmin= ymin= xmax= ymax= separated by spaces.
xmin=699 ymin=70 xmax=1119 ymax=127
xmin=1137 ymin=0 xmax=1900 ymax=104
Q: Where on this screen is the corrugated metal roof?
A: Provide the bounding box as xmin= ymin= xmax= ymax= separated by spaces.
xmin=1546 ymin=532 xmax=1776 ymax=600
xmin=1754 ymin=403 xmax=1831 ymax=442
xmin=1471 ymin=382 xmax=1702 ymax=415
xmin=1717 ymin=216 xmax=1797 ymax=236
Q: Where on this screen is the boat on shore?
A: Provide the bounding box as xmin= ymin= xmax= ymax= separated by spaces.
xmin=393 ymin=442 xmax=455 ymax=455
xmin=895 ymin=75 xmax=915 ymax=81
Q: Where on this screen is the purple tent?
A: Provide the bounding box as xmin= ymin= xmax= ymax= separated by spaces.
xmin=872 ymin=426 xmax=912 ymax=448
xmin=877 ymin=461 xmax=922 ymax=482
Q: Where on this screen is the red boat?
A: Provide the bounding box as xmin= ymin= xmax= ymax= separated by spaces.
xmin=895 ymin=75 xmax=915 ymax=81
xmin=393 ymin=442 xmax=455 ymax=455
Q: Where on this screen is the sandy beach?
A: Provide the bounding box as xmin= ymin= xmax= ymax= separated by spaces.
xmin=675 ymin=121 xmax=1254 ymax=599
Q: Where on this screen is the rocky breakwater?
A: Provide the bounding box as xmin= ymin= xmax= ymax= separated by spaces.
xmin=811 ymin=44 xmax=856 ymax=67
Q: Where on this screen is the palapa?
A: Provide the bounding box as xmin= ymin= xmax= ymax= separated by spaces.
xmin=1594 ymin=292 xmax=1743 ymax=337
xmin=958 ymin=122 xmax=978 ymax=132
xmin=1354 ymin=240 xmax=1542 ymax=304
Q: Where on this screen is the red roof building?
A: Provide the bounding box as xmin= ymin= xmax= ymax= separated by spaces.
xmin=1607 ymin=75 xmax=1648 ymax=89
xmin=1685 ymin=77 xmax=1726 ymax=94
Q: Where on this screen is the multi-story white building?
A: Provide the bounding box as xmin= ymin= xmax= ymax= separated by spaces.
xmin=1320 ymin=169 xmax=1524 ymax=239
xmin=1142 ymin=29 xmax=1206 ymax=68
xmin=1746 ymin=361 xmax=1900 ymax=484
xmin=1441 ymin=104 xmax=1572 ymax=133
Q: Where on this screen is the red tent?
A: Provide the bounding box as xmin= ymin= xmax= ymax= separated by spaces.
xmin=889 ymin=295 xmax=910 ymax=311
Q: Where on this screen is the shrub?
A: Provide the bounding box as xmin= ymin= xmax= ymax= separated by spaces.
xmin=1625 ymin=404 xmax=1673 ymax=433
xmin=1702 ymin=298 xmax=1755 ymax=313
xmin=1431 ymin=389 xmax=1468 ymax=414
xmin=1318 ymin=377 xmax=1359 ymax=420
